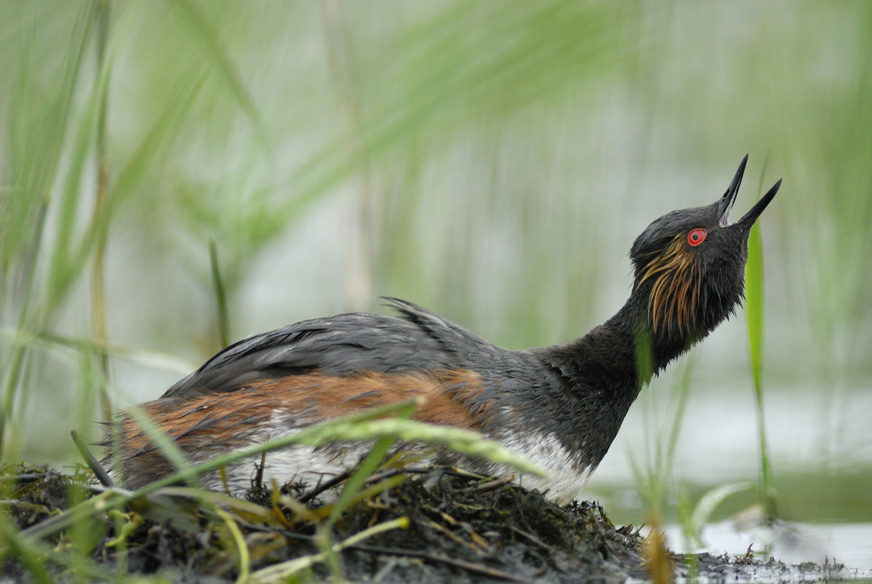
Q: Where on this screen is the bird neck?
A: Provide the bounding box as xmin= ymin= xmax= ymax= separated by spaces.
xmin=614 ymin=293 xmax=701 ymax=380
xmin=525 ymin=294 xmax=700 ymax=472
xmin=544 ymin=293 xmax=696 ymax=396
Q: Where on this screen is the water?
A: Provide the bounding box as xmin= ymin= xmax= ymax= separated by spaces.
xmin=661 ymin=520 xmax=872 ymax=577
xmin=585 ymin=376 xmax=872 ymax=578
xmin=590 ymin=376 xmax=872 ymax=487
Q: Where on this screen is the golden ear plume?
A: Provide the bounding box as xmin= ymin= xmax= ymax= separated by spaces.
xmin=636 ymin=235 xmax=701 ymax=335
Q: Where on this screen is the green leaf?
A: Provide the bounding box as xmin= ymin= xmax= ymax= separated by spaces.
xmin=745 ymin=219 xmax=764 ymax=390
xmin=687 ymin=481 xmax=755 ymax=546
xmin=745 ymin=166 xmax=777 ymax=520
xmin=167 ymin=0 xmax=267 ymax=146
xmin=1 ymin=3 xmax=94 ymax=271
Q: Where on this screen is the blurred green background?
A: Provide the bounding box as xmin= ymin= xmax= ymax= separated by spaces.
xmin=2 ymin=0 xmax=870 ymax=533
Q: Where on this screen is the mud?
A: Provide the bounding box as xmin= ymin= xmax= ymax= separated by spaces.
xmin=0 ymin=465 xmax=857 ymax=583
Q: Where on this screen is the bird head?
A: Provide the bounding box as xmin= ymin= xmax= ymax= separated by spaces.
xmin=629 ymin=155 xmax=781 ymax=347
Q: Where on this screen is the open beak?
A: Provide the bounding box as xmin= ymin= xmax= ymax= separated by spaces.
xmin=717 ymin=154 xmax=781 ymax=229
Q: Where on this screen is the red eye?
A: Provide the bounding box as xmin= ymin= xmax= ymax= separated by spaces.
xmin=687 ymin=228 xmax=707 ymax=247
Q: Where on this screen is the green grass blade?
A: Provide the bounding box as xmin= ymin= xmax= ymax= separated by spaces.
xmin=746 ymin=228 xmax=764 ymax=391
xmin=1 ymin=3 xmax=94 ymax=270
xmin=326 ymin=395 xmax=419 ymax=527
xmin=685 ymin=481 xmax=755 ymax=546
xmin=1 ymin=2 xmax=95 ymax=456
xmin=168 ymin=0 xmax=268 ymax=147
xmin=0 ymin=516 xmax=54 ymax=584
xmin=120 ymin=404 xmax=202 ymax=489
xmin=746 ymin=168 xmax=777 ymax=520
xmin=249 ymin=517 xmax=409 ymax=583
xmin=209 ymin=240 xmax=231 ymax=348
xmin=66 ymin=72 xmax=207 ymax=301
xmin=0 ymin=503 xmax=122 ymax=584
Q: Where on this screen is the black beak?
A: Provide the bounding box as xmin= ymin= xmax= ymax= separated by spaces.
xmin=735 ymin=178 xmax=782 ymax=228
xmin=716 ymin=154 xmax=781 ymax=229
xmin=717 ymin=155 xmax=748 ymax=227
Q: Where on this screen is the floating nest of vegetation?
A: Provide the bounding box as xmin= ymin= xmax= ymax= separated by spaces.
xmin=0 ymin=464 xmax=849 ymax=583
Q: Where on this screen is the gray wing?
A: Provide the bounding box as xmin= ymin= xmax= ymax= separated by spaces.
xmin=161 ymin=298 xmax=506 ymax=399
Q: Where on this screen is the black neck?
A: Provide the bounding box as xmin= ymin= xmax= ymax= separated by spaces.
xmin=544 ymin=294 xmax=694 ymax=388
xmin=530 ymin=295 xmax=697 ymax=468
